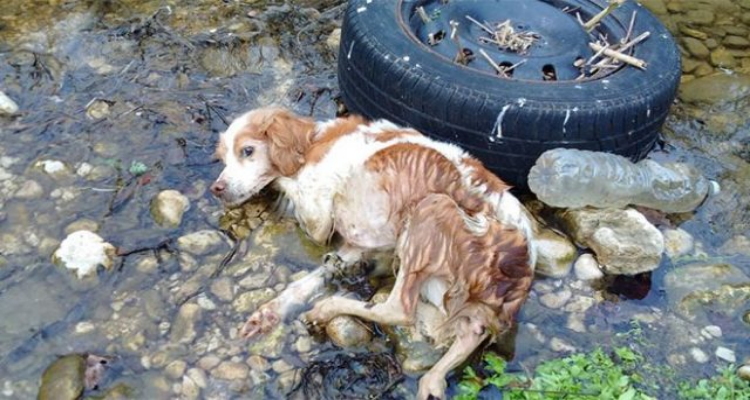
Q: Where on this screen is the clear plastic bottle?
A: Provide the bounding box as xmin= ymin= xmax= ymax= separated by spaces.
xmin=527 ymin=148 xmax=717 ymax=213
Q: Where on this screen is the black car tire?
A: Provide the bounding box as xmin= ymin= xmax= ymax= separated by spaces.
xmin=337 ymin=0 xmax=681 ymax=189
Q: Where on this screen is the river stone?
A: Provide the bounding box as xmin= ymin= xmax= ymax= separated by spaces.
xmin=38 ymin=355 xmax=85 ymax=400
xmin=638 ymin=0 xmax=667 ymax=15
xmin=710 ymin=48 xmax=737 ymax=68
xmin=151 ymin=190 xmax=190 ymax=228
xmin=232 ymin=288 xmax=275 ymax=313
xmin=177 ymin=230 xmax=225 ymax=255
xmin=559 ymin=208 xmax=664 ymax=275
xmin=169 ymin=303 xmax=202 ymax=344
xmin=247 ymin=324 xmax=287 ymax=358
xmin=663 ymin=228 xmax=695 ymax=258
xmin=685 ymin=9 xmax=715 ymax=25
xmin=325 ymin=315 xmax=372 ymax=348
xmin=210 ymin=277 xmax=234 ymax=302
xmin=53 ymin=230 xmax=116 ymax=279
xmin=683 ymin=37 xmax=710 ymax=59
xmin=534 ymin=230 xmax=577 ymax=278
xmin=539 ymin=288 xmax=572 ymax=309
xmin=664 ymin=261 xmax=750 ymax=321
xmin=212 ymin=361 xmax=249 ymax=381
xmin=724 ymin=36 xmax=750 ymax=49
xmin=720 ymin=235 xmax=750 ymax=256
xmin=715 ymin=347 xmax=736 ymax=363
xmin=739 ymin=365 xmax=750 ymax=382
xmin=573 ymin=253 xmax=604 ymax=280
xmin=0 ymin=91 xmax=19 ymax=116
xmin=679 ymin=73 xmax=750 ymax=106
xmin=14 ymin=180 xmax=44 ymax=199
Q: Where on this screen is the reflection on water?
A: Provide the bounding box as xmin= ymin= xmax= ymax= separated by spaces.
xmin=0 ymin=0 xmax=748 ymax=398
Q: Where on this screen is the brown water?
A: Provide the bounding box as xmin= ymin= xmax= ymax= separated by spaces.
xmin=0 ymin=0 xmax=748 ymax=399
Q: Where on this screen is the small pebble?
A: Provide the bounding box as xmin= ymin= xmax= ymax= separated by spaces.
xmin=187 ymin=368 xmax=208 ymax=388
xmin=738 ymin=365 xmax=750 ymax=382
xmin=197 ymin=355 xmax=221 ymax=370
xmin=702 ymin=325 xmax=722 ymax=338
xmin=690 ymin=347 xmax=709 ymax=364
xmin=573 ymin=253 xmax=604 ymax=280
xmin=247 ymin=355 xmax=270 ymax=372
xmin=295 ymin=336 xmax=312 ymax=353
xmin=539 ymin=288 xmax=572 ymax=309
xmin=550 ymin=337 xmax=576 ymax=353
xmin=715 ymin=347 xmax=736 ymax=363
xmin=165 ymin=360 xmax=187 ymax=380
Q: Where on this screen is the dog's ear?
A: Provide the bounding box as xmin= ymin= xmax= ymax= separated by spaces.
xmin=264 ymin=109 xmax=314 ymax=176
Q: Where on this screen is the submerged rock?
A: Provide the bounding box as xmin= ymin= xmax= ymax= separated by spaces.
xmin=38 ymin=354 xmax=85 ymax=400
xmin=663 ymin=228 xmax=695 ymax=259
xmin=53 ymin=231 xmax=116 ymax=279
xmin=176 ymin=230 xmax=225 ymax=255
xmin=325 ymin=315 xmax=372 ymax=348
xmin=534 ymin=230 xmax=577 ymax=278
xmin=664 ymin=261 xmax=750 ymax=321
xmin=0 ymin=91 xmax=19 ymax=116
xmin=559 ymin=208 xmax=664 ymax=275
xmin=169 ymin=303 xmax=202 ymax=344
xmin=151 ymin=190 xmax=190 ymax=228
xmin=679 ymin=73 xmax=750 ymax=106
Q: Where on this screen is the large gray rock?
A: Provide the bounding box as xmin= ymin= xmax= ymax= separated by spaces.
xmin=559 ymin=208 xmax=664 ymax=275
xmin=664 ymin=261 xmax=750 ymax=321
xmin=534 ymin=230 xmax=577 ymax=278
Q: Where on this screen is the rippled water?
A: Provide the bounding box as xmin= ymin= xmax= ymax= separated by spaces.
xmin=0 ymin=0 xmax=748 ymax=399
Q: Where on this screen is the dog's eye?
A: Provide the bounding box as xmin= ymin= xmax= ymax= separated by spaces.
xmin=241 ymin=146 xmax=254 ymax=158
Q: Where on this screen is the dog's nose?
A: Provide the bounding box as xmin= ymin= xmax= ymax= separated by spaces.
xmin=210 ymin=180 xmax=227 ymax=197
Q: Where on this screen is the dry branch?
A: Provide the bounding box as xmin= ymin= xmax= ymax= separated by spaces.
xmin=583 ymin=0 xmax=626 ymax=32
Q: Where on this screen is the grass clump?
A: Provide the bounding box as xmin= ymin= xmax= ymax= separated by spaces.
xmin=456 ymin=347 xmax=750 ymax=400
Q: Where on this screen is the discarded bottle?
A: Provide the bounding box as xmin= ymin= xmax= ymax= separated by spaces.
xmin=527 ymin=148 xmax=718 ymax=213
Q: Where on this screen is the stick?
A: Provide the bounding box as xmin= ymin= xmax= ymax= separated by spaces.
xmin=417 ymin=6 xmax=431 ymax=24
xmin=583 ymin=0 xmax=626 ymax=32
xmin=589 ymin=42 xmax=647 ymax=69
xmin=622 ymin=11 xmax=637 ymax=44
xmin=478 ymin=48 xmax=503 ymax=74
xmin=465 ymin=15 xmax=494 ymax=34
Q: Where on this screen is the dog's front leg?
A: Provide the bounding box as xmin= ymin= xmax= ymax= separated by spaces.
xmin=239 ymin=266 xmax=328 ymax=338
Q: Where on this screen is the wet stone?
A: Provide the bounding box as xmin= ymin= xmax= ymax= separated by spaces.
xmin=716 ymin=346 xmax=736 ymax=363
xmin=212 ymin=361 xmax=249 ymax=381
xmin=197 ymin=355 xmax=221 ymax=370
xmin=232 ymin=288 xmax=275 ymax=313
xmin=683 ymin=37 xmax=710 ymax=59
xmin=573 ymin=253 xmax=604 ymax=281
xmin=177 ymin=230 xmax=225 ymax=255
xmin=38 ymin=355 xmax=85 ymax=400
xmin=187 ymin=368 xmax=207 ymax=388
xmin=326 ymin=315 xmax=372 ymax=348
xmin=0 ymin=91 xmax=19 ymax=116
xmin=738 ymin=365 xmax=750 ymax=382
xmin=690 ymin=347 xmax=709 ymax=364
xmin=169 ymin=303 xmax=202 ymax=344
xmin=724 ymin=36 xmax=750 ymax=49
xmin=539 ymin=288 xmax=572 ymax=309
xmin=14 ymin=180 xmax=43 ymax=199
xmin=663 ymin=228 xmax=695 ymax=259
xmin=247 ymin=355 xmax=270 ymax=372
xmin=248 ymin=324 xmax=288 ymax=359
xmin=165 ymin=360 xmax=187 ymax=380
xmin=210 ymin=277 xmax=234 ymax=302
xmin=181 ymin=375 xmax=200 ymax=400
xmin=710 ymin=48 xmax=737 ymax=68
xmin=151 ymin=190 xmax=190 ymax=228
xmin=534 ymin=230 xmax=577 ymax=278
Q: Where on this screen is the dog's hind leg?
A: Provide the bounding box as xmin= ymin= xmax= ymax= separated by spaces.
xmin=417 ymin=315 xmax=489 ymax=400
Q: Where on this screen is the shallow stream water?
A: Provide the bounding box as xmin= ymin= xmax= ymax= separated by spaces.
xmin=0 ymin=0 xmax=748 ymax=399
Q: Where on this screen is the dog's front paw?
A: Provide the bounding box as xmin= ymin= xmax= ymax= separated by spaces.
xmin=239 ymin=303 xmax=280 ymax=339
xmin=302 ymin=297 xmax=339 ymax=326
xmin=417 ymin=372 xmax=447 ymax=400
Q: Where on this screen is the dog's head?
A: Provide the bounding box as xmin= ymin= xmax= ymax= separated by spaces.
xmin=210 ymin=106 xmax=314 ymax=206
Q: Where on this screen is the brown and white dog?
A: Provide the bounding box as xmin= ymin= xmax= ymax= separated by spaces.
xmin=210 ymin=106 xmax=537 ymax=400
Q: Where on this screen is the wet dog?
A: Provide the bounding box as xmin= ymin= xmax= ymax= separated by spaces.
xmin=210 ymin=106 xmax=536 ymax=399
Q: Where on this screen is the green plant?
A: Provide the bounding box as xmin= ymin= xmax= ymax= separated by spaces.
xmin=678 ymin=365 xmax=750 ymax=400
xmin=456 ymin=348 xmax=655 ymax=400
xmin=457 ymin=347 xmax=750 ymax=400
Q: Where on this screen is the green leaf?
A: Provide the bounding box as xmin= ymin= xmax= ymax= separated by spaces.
xmin=129 ymin=160 xmax=148 ymax=176
xmin=618 ymin=387 xmax=636 ymax=400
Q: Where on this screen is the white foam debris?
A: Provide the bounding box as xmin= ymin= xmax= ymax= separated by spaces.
xmin=357 ymin=6 xmax=366 ymax=13
xmin=347 ymin=42 xmax=355 ymax=59
xmin=563 ymin=108 xmax=571 ymax=134
xmin=517 ymin=98 xmax=527 ymax=107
